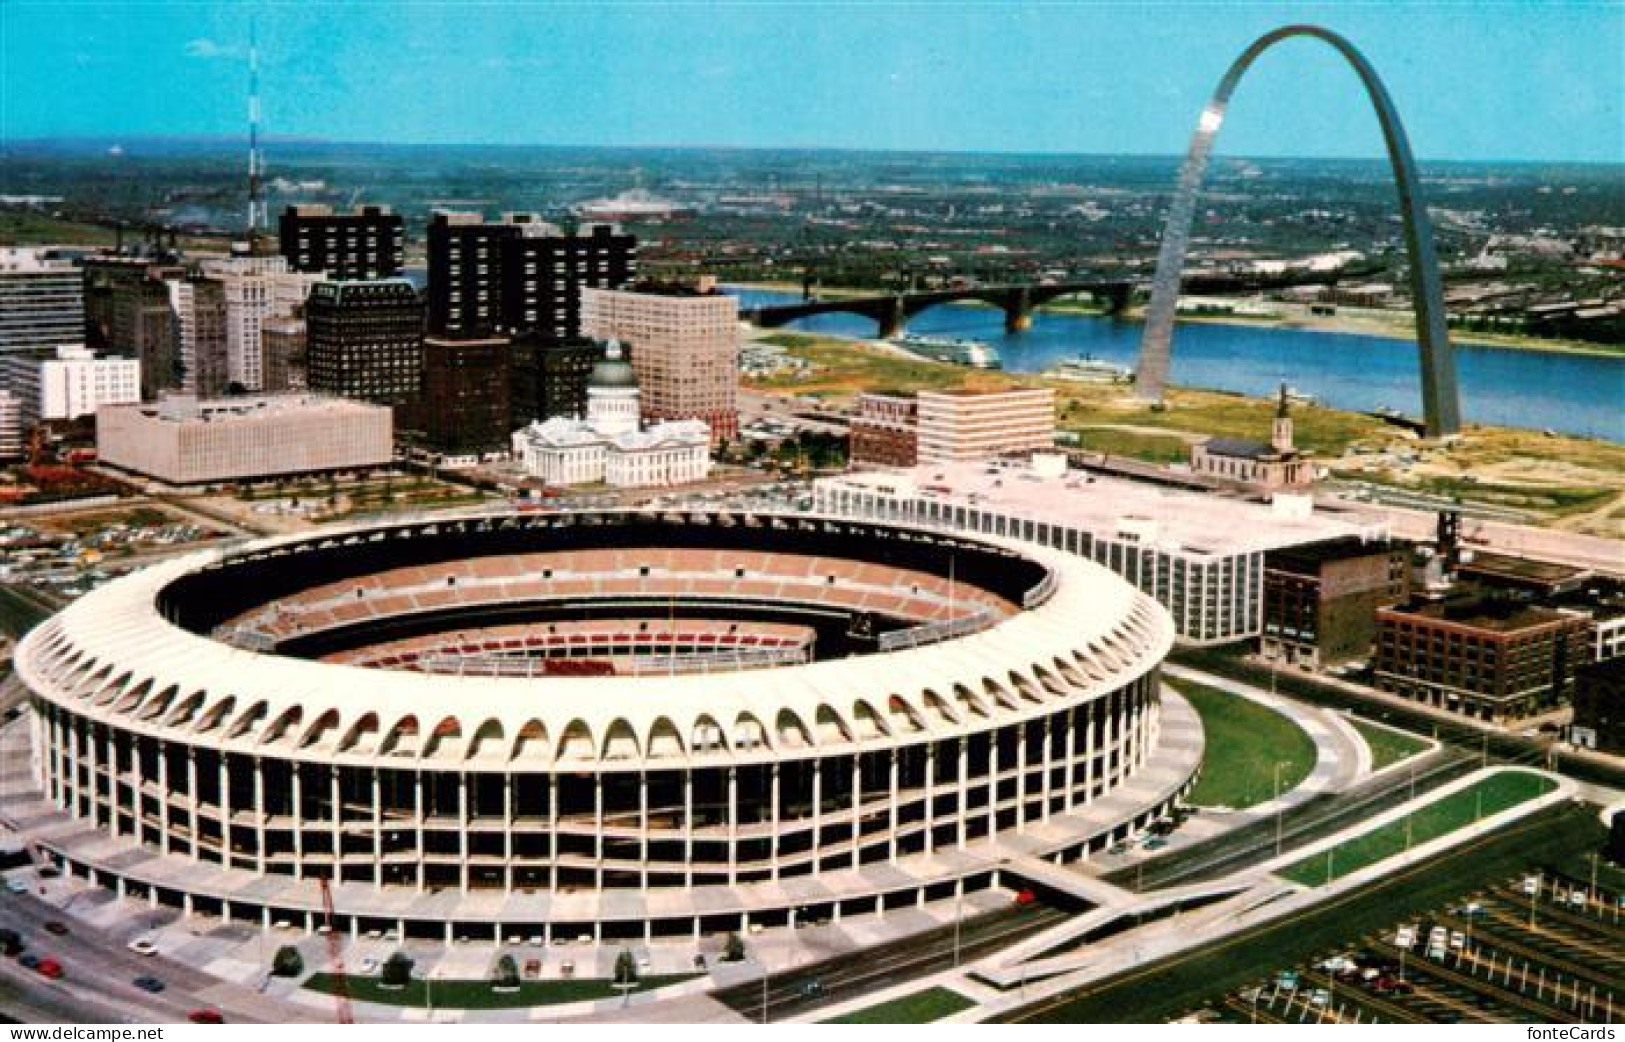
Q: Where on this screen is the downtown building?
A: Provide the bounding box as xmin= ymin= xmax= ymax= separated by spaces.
xmin=1259 ymin=536 xmax=1411 ymax=670
xmin=849 ymin=391 xmax=920 ymax=467
xmin=0 ymin=248 xmax=83 ymax=358
xmin=916 ymin=388 xmax=1055 ymax=464
xmin=198 ymin=254 xmax=322 ymax=392
xmin=814 ymin=453 xmax=1376 ymax=645
xmin=509 ymin=334 xmax=601 ymax=427
xmin=278 ymin=204 xmax=405 ymax=281
xmin=304 ymin=278 xmax=426 ymax=412
xmin=82 ymin=256 xmax=186 ymax=400
xmin=580 ymin=280 xmax=739 ymax=440
xmin=96 ymin=393 xmax=393 ymax=485
xmin=0 ymin=345 xmax=141 ymax=425
xmin=427 ymin=212 xmax=637 ymax=340
xmin=420 ymin=335 xmax=512 ymax=459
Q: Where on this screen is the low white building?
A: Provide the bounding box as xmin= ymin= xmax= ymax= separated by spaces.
xmin=1 ymin=345 xmax=141 ymax=424
xmin=97 ymin=393 xmax=392 ymax=485
xmin=511 ymin=341 xmax=710 ymax=489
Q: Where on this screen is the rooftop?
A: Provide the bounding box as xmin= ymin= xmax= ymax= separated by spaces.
xmin=1382 ymin=595 xmax=1574 ymax=633
xmin=1267 ymin=535 xmax=1402 ymax=571
xmin=820 ymin=459 xmax=1374 ymax=558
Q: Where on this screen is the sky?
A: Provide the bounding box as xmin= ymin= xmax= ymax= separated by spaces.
xmin=2 ymin=1 xmax=1620 ymax=163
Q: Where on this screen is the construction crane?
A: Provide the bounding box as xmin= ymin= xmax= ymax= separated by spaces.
xmin=317 ymin=877 xmax=355 ymax=1024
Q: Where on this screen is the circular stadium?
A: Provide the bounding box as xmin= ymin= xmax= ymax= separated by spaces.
xmin=10 ymin=510 xmax=1190 ymax=943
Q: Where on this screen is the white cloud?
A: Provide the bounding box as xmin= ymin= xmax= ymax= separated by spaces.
xmin=185 ymin=38 xmax=237 ymax=60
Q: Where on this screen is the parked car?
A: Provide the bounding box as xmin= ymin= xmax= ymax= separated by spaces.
xmin=5 ymin=878 xmax=29 ymax=894
xmin=43 ymin=921 xmax=69 ymax=936
xmin=19 ymin=953 xmax=40 ymax=970
xmin=133 ymin=976 xmax=165 ymax=994
xmin=187 ymin=1009 xmax=224 ymax=1024
xmin=0 ymin=928 xmax=22 ymax=956
xmin=36 ymin=957 xmax=64 ymax=979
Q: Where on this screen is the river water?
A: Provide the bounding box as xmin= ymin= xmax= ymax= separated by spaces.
xmin=731 ymin=288 xmax=1624 ymax=442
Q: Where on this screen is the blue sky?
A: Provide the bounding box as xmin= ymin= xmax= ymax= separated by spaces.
xmin=3 ymin=2 xmax=1619 ymax=162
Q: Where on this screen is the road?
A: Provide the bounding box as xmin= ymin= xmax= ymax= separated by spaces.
xmin=0 ymin=889 xmax=323 ymax=1024
xmin=999 ymin=802 xmax=1606 ymax=1023
xmin=710 ymin=903 xmax=1066 ymax=1023
xmin=1106 ymin=747 xmax=1480 ymax=891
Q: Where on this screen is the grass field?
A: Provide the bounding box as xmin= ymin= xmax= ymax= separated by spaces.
xmin=1348 ymin=718 xmax=1430 ymax=771
xmin=1172 ymin=680 xmax=1317 ymax=810
xmin=304 ymin=971 xmax=697 ymax=1009
xmin=1279 ymin=770 xmax=1558 ymax=886
xmin=1065 ymin=427 xmax=1192 ymax=464
xmin=826 ymin=986 xmax=977 ymax=1024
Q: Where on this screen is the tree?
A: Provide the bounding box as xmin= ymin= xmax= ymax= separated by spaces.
xmin=493 ymin=954 xmax=519 ymax=988
xmin=271 ymin=945 xmax=304 ymax=978
xmin=723 ymin=932 xmax=746 ymax=963
xmin=381 ymin=951 xmax=414 ymax=988
xmin=614 ymin=949 xmax=639 ymax=987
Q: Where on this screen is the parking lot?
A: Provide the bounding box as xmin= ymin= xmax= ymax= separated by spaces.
xmin=1184 ymin=866 xmax=1624 ymax=1024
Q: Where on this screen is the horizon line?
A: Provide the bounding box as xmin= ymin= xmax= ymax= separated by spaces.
xmin=3 ymin=134 xmax=1619 ymax=169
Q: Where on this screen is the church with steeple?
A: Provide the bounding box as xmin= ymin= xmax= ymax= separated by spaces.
xmin=1188 ymin=383 xmax=1315 ymax=491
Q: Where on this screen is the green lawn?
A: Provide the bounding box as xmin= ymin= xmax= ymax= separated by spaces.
xmin=1172 ymin=680 xmax=1316 ymax=810
xmin=826 ymin=986 xmax=977 ymax=1024
xmin=1348 ymin=717 xmax=1429 ymax=771
xmin=304 ymin=971 xmax=698 ymax=1009
xmin=1279 ymin=770 xmax=1558 ymax=886
xmin=1064 ymin=427 xmax=1192 ymax=464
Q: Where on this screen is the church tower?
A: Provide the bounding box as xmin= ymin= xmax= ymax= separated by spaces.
xmin=1271 ymin=381 xmax=1295 ymax=453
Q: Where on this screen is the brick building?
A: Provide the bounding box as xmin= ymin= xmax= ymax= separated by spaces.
xmin=1261 ymin=536 xmax=1410 ymax=669
xmin=849 ymin=391 xmax=919 ymax=467
xmin=1569 ymin=657 xmax=1625 ymax=756
xmin=1374 ymin=596 xmax=1590 ymax=723
xmin=420 ymin=336 xmax=512 ymax=458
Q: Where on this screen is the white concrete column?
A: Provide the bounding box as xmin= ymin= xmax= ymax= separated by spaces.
xmin=503 ymin=772 xmax=514 ymax=891
xmin=849 ymin=757 xmax=861 ymax=868
xmin=886 ymin=749 xmax=899 ymax=862
xmin=458 ymin=772 xmax=469 ymax=894
xmin=291 ymin=764 xmax=304 ymax=876
xmin=155 ymin=740 xmax=170 ymax=850
xmin=810 ymin=758 xmax=823 ymax=872
xmin=1084 ymin=703 xmax=1097 ymax=807
xmin=1015 ymin=723 xmax=1029 ymax=833
xmin=1041 ymin=714 xmax=1056 ymax=823
xmin=253 ymin=757 xmax=266 ymax=876
xmin=104 ymin=728 xmax=119 ymax=838
xmin=988 ymin=729 xmax=1002 ymax=836
xmin=330 ymin=766 xmax=342 ymax=881
xmin=639 ymin=771 xmax=649 ymax=889
xmin=682 ymin=770 xmax=693 ymax=888
xmin=769 ymin=764 xmax=781 ymax=879
xmin=593 ymin=772 xmax=604 ymax=892
xmin=922 ymin=744 xmax=935 ymax=851
xmin=218 ymin=752 xmax=232 ymax=864
xmin=372 ymin=769 xmax=384 ymax=891
xmin=548 ymin=773 xmax=559 ymax=892
xmin=726 ymin=766 xmax=738 ymax=885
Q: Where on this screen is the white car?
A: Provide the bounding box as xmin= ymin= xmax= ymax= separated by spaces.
xmin=358 ymin=958 xmax=379 ymax=974
xmin=127 ymin=938 xmax=158 ymax=957
xmin=5 ymin=878 xmax=28 ymax=894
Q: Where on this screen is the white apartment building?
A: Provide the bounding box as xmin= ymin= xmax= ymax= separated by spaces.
xmin=1 ymin=345 xmax=140 ymax=424
xmin=97 ymin=393 xmax=392 ymax=485
xmin=915 ymin=388 xmax=1055 ymax=463
xmin=580 ymin=281 xmax=739 ymax=440
xmin=814 ymin=454 xmax=1377 ymax=644
xmin=0 ymin=391 xmax=22 ymax=461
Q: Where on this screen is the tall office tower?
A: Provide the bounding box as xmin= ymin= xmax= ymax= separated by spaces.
xmin=0 ymin=248 xmax=83 ymax=357
xmin=261 ymin=315 xmax=307 ymax=392
xmin=427 ymin=211 xmax=522 ymax=338
xmin=278 ymin=204 xmax=405 ymax=280
xmin=580 ymin=279 xmax=739 ymax=440
xmin=168 ymin=277 xmax=229 ymax=398
xmin=82 ymin=257 xmax=186 ymax=400
xmin=509 ymin=334 xmax=600 ymax=427
xmin=200 ymin=254 xmax=321 ymax=392
xmin=420 ymin=336 xmax=511 ymax=456
xmin=500 ymin=222 xmax=637 ymax=338
xmin=305 ymin=278 xmax=425 ymax=410
xmin=427 ymin=212 xmax=637 ymax=339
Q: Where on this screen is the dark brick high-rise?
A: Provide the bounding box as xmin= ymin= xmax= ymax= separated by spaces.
xmin=510 ymin=334 xmax=601 ymax=427
xmin=421 ymin=336 xmax=511 ymax=455
xmin=279 ymin=205 xmax=404 ymax=281
xmin=305 ymin=279 xmax=424 ymax=410
xmin=427 ymin=212 xmax=636 ymax=339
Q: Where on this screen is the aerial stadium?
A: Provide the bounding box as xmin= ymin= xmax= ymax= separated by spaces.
xmin=8 ymin=510 xmax=1194 ymax=943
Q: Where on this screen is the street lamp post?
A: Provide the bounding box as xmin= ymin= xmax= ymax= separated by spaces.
xmin=1273 ymin=761 xmax=1291 ymax=857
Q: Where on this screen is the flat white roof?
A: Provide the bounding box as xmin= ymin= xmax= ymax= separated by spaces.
xmin=821 ymin=459 xmax=1379 ymax=559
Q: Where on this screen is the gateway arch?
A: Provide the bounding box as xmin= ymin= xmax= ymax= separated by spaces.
xmin=1134 ymin=25 xmax=1462 ymax=438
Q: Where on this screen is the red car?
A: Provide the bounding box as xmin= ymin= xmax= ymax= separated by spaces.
xmin=36 ymin=957 xmax=64 ymax=979
xmin=187 ymin=1009 xmax=224 ymax=1024
xmin=1014 ymin=889 xmax=1037 ymax=905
